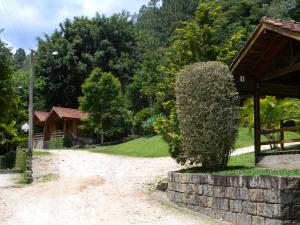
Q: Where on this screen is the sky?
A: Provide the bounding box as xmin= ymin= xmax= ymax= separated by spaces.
xmin=0 ymin=0 xmax=149 ymax=52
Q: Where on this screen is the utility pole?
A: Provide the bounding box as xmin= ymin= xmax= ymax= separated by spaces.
xmin=27 ymin=49 xmax=34 ymax=183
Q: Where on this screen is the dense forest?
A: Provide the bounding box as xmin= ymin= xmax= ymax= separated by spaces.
xmin=1 ymin=0 xmax=300 ymax=155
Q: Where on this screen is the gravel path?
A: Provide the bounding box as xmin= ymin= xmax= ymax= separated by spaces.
xmin=0 ymin=150 xmax=227 ymax=225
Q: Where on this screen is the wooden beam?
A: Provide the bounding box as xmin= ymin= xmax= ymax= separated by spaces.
xmin=235 ymin=78 xmax=300 ymax=97
xmin=264 ymin=23 xmax=300 ymax=42
xmin=255 ymin=37 xmax=289 ymax=77
xmin=254 ymin=83 xmax=261 ymax=164
xmin=260 ymin=62 xmax=300 ymax=81
xmin=230 ymin=23 xmax=265 ymax=73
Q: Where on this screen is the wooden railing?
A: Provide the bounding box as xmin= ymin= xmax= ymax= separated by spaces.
xmin=50 ymin=130 xmax=64 ymax=138
xmin=33 ymin=133 xmax=44 ymax=140
xmin=259 ymin=119 xmax=300 ymax=155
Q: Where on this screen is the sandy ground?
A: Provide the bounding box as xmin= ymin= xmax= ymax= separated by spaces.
xmin=0 ymin=150 xmax=228 ymax=225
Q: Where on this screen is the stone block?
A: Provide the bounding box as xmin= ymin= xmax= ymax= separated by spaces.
xmin=197 ymin=184 xmax=204 ymax=195
xmin=168 ymin=182 xmax=174 ymax=191
xmin=251 ymin=216 xmax=265 ymax=225
xmin=181 ymin=173 xmax=189 ymax=183
xmin=167 ymin=191 xmax=176 ymax=202
xmin=187 ymin=194 xmax=199 ymax=205
xmin=196 ymin=206 xmax=216 ymax=217
xmin=264 ymin=218 xmax=292 ymax=225
xmin=203 ymin=184 xmax=214 ymax=196
xmin=212 ymin=198 xmax=229 ymax=211
xmin=179 ymin=183 xmax=187 ymax=193
xmin=168 ymin=172 xmax=174 ymax=182
xmin=198 ymin=196 xmax=213 ymax=208
xmin=229 ymin=175 xmax=245 ymax=188
xmin=225 ymin=186 xmax=237 ymax=199
xmin=174 ymin=173 xmax=182 ymax=183
xmin=215 ymin=210 xmax=237 ymax=224
xmin=249 ymin=176 xmax=288 ymax=190
xmin=263 ymin=190 xmax=293 ymax=204
xmin=293 ymin=191 xmax=300 ymax=205
xmin=207 ymin=174 xmax=214 ymax=185
xmin=186 ymin=184 xmax=197 ymax=194
xmin=287 ymin=177 xmax=300 ymax=190
xmin=230 ymin=199 xmax=242 ymax=213
xmin=214 ymin=185 xmax=225 ymax=198
xmin=257 ymin=203 xmax=289 ymax=219
xmin=242 ymin=201 xmax=257 ymax=215
xmin=249 ymin=189 xmax=264 ymax=202
xmin=213 ymin=174 xmax=231 ymax=186
xmin=237 ymin=188 xmax=249 ymax=200
xmin=290 ymin=204 xmax=300 ymax=219
xmin=174 ymin=192 xmax=182 ymax=203
xmin=237 ymin=213 xmax=252 ymax=225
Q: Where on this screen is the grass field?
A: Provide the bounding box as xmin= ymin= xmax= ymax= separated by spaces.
xmin=91 ymin=135 xmax=169 ymax=158
xmin=180 ymin=152 xmax=300 ymax=176
xmin=33 ymin=151 xmax=51 ymax=157
xmin=92 ymin=128 xmax=300 ymax=158
xmin=235 ymin=128 xmax=300 ymax=148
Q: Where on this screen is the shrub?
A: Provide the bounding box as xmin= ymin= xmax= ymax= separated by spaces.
xmin=48 ymin=137 xmax=64 ymax=149
xmin=0 ymin=151 xmax=16 ymax=169
xmin=175 ymin=61 xmax=239 ymax=169
xmin=63 ymin=136 xmax=73 ymax=148
xmin=15 ymin=148 xmax=27 ymax=171
xmin=142 ymin=114 xmax=163 ymax=136
xmin=132 ymin=108 xmax=154 ymax=135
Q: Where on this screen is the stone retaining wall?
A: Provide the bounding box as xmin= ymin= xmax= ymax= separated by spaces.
xmin=167 ymin=172 xmax=300 ymax=225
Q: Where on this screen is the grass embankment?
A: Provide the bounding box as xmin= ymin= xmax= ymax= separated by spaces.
xmin=33 ymin=151 xmax=51 ymax=157
xmin=91 ymin=128 xmax=300 ymax=161
xmin=181 ymin=152 xmax=300 ymax=176
xmin=91 ymin=135 xmax=169 ymax=158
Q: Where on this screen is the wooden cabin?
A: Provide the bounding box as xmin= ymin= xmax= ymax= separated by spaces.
xmin=230 ymin=17 xmax=300 ymax=168
xmin=33 ymin=107 xmax=89 ymax=147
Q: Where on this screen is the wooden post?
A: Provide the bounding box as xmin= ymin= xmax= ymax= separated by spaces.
xmin=254 ymin=83 xmax=261 ymax=165
xmin=280 ymin=120 xmax=284 ymax=150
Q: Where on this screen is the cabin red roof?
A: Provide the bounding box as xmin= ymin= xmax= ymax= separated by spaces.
xmin=50 ymin=107 xmax=89 ymax=120
xmin=263 ymin=17 xmax=300 ymax=32
xmin=34 ymin=111 xmax=49 ymax=122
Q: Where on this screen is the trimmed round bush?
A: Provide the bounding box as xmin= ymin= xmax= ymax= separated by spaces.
xmin=175 ymin=61 xmax=239 ymax=169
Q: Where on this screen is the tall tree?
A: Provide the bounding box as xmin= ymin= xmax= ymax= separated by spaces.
xmin=79 ymin=68 xmax=131 ymax=140
xmin=14 ymin=48 xmax=26 ymax=70
xmin=35 ymin=12 xmax=137 ymax=110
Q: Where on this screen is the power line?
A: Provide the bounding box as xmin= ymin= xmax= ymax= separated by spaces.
xmin=1 ymin=0 xmax=27 ymax=47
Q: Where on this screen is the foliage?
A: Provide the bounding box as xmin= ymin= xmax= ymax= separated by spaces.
xmin=48 ymin=137 xmax=64 ymax=149
xmin=0 ymin=151 xmax=16 ymax=169
xmin=155 ymin=0 xmax=243 ymax=164
xmin=35 ymin=12 xmax=137 ymax=109
xmin=79 ymin=68 xmax=131 ymax=140
xmin=14 ymin=48 xmax=26 ymax=70
xmin=240 ymin=96 xmax=300 ymax=148
xmin=91 ymin=135 xmax=169 ymax=158
xmin=175 ymin=62 xmax=239 ymax=168
xmin=15 ymin=148 xmax=27 ymax=171
xmin=142 ymin=114 xmax=163 ymax=136
xmin=132 ymin=107 xmax=155 ymax=136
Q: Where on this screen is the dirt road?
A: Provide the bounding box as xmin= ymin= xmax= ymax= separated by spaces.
xmin=0 ymin=150 xmax=227 ymax=225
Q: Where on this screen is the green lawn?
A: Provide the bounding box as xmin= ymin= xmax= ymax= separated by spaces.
xmin=235 ymin=128 xmax=300 ymax=148
xmin=33 ymin=151 xmax=51 ymax=157
xmin=90 ymin=128 xmax=300 ymax=159
xmin=180 ymin=152 xmax=300 ymax=176
xmin=91 ymin=135 xmax=169 ymax=158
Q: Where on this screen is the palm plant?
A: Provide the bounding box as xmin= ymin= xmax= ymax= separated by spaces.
xmin=240 ymin=96 xmax=300 ymax=149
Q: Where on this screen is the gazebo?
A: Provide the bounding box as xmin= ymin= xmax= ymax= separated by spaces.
xmin=230 ymin=17 xmax=300 ymax=166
